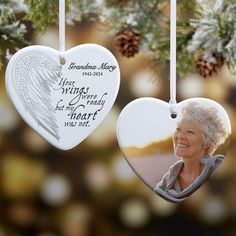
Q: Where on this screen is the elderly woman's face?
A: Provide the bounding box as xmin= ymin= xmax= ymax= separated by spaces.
xmin=173 ymin=120 xmax=207 ymax=159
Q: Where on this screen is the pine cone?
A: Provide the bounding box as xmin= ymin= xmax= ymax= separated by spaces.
xmin=115 ymin=28 xmax=141 ymax=58
xmin=196 ymin=55 xmax=224 ymax=78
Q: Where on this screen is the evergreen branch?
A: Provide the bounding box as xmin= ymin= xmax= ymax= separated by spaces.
xmin=24 ymin=0 xmax=58 ymax=33
xmin=1 ymin=0 xmax=236 ymax=77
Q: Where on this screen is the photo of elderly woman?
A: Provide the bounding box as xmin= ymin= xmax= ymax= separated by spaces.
xmin=155 ymin=101 xmax=230 ymax=203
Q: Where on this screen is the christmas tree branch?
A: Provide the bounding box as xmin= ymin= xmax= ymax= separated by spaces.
xmin=1 ymin=0 xmax=236 ymax=78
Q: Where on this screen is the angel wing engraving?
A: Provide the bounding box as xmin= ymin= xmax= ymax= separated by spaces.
xmin=14 ymin=51 xmax=62 ymax=141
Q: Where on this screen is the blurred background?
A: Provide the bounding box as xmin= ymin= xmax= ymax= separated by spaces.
xmin=1 ymin=0 xmax=236 ymax=235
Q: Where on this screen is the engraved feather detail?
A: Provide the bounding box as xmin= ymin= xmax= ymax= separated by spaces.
xmin=14 ymin=52 xmax=62 ymax=141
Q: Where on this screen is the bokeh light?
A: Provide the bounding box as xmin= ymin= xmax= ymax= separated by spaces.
xmin=119 ymin=198 xmax=150 ymax=228
xmin=198 ymin=196 xmax=229 ymax=224
xmin=86 ymin=106 xmax=120 ymax=147
xmin=84 ymin=161 xmax=111 ymax=192
xmin=40 ymin=174 xmax=72 ymax=206
xmin=22 ymin=128 xmax=50 ymax=153
xmin=0 ymin=99 xmax=19 ymax=132
xmin=111 ymin=154 xmax=138 ymax=185
xmin=179 ymin=73 xmax=204 ymax=99
xmin=57 ymin=203 xmax=92 ymax=236
xmin=130 ymin=70 xmax=160 ymax=97
xmin=7 ymin=202 xmax=36 ymax=227
xmin=1 ymin=154 xmax=47 ymax=198
xmin=148 ymin=192 xmax=177 ymax=217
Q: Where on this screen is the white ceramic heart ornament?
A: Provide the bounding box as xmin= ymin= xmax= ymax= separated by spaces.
xmin=117 ymin=97 xmax=231 ymax=202
xmin=6 ymin=44 xmax=120 ymax=150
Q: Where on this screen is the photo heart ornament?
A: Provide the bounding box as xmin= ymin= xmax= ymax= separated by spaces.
xmin=6 ymin=44 xmax=120 ymax=150
xmin=117 ymin=97 xmax=231 ymax=202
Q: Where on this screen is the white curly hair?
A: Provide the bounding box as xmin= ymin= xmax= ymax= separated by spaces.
xmin=178 ymin=101 xmax=229 ymax=155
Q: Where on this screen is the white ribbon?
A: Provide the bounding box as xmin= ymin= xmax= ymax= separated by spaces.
xmin=169 ymin=0 xmax=177 ymax=117
xmin=59 ymin=0 xmax=65 ymax=64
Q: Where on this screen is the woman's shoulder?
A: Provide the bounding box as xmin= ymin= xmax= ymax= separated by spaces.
xmin=154 ymin=160 xmax=184 ymax=203
xmin=156 ymin=160 xmax=183 ymax=187
xmin=214 ymin=154 xmax=225 ymax=161
xmin=203 ymin=154 xmax=225 ymax=165
xmin=169 ymin=160 xmax=184 ymax=173
xmin=159 ymin=160 xmax=183 ymax=181
xmin=201 ymin=154 xmax=225 ymax=174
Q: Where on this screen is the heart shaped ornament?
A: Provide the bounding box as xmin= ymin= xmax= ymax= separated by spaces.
xmin=117 ymin=97 xmax=231 ymax=202
xmin=6 ymin=44 xmax=120 ymax=150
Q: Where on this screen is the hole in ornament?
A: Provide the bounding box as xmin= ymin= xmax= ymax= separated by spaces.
xmin=170 ymin=113 xmax=177 ymax=119
xmin=60 ymin=56 xmax=66 ymax=65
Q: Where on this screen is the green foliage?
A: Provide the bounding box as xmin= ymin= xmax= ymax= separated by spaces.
xmin=152 ymin=1 xmax=197 ymax=78
xmin=187 ymin=0 xmax=236 ymax=73
xmin=0 ymin=0 xmax=28 ymax=70
xmin=176 ymin=22 xmax=195 ymax=77
xmin=24 ymin=0 xmax=58 ymax=33
xmin=1 ymin=0 xmax=236 ymax=77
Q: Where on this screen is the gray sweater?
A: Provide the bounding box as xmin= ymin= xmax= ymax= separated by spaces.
xmin=154 ymin=155 xmax=224 ymax=203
